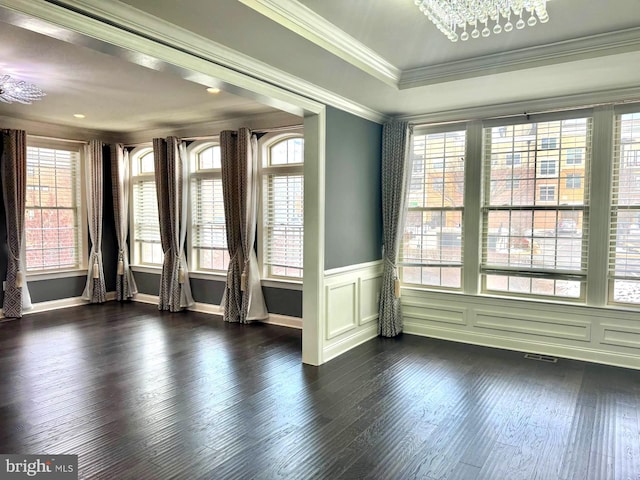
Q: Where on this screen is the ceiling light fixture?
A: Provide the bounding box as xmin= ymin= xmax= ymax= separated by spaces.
xmin=206 ymin=87 xmax=221 ymax=94
xmin=73 ymin=114 xmax=86 ymax=119
xmin=0 ymin=74 xmax=46 ymax=104
xmin=415 ymin=0 xmax=549 ymax=42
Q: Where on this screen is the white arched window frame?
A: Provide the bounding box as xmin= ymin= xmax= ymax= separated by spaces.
xmin=258 ymin=131 xmax=304 ymax=281
xmin=129 ymin=145 xmax=162 ymax=267
xmin=187 ymin=140 xmax=229 ymax=274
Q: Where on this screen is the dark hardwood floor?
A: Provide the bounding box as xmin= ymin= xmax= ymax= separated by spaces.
xmin=0 ymin=302 xmax=639 ymax=479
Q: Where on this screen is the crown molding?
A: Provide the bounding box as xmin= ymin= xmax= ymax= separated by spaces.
xmin=237 ymin=0 xmax=400 ymax=87
xmin=399 ymin=86 xmax=640 ymax=125
xmin=5 ymin=0 xmax=386 ymax=124
xmin=0 ymin=114 xmax=122 ymax=143
xmin=400 ymin=27 xmax=640 ymax=89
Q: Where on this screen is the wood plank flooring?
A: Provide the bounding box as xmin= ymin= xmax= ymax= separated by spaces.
xmin=0 ymin=302 xmax=639 ymax=479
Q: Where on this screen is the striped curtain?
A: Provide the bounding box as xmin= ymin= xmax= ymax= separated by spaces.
xmin=111 ymin=144 xmax=137 ymax=301
xmin=220 ymin=128 xmax=268 ymax=323
xmin=82 ymin=140 xmax=107 ymax=303
xmin=1 ymin=129 xmax=32 ymax=317
xmin=153 ymin=137 xmax=194 ymax=312
xmin=378 ymin=121 xmax=413 ymax=337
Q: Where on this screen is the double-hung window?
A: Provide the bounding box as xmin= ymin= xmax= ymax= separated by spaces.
xmin=609 ymin=111 xmax=640 ymax=304
xmin=481 ymin=118 xmax=591 ymax=299
xmin=401 ymin=129 xmax=465 ymax=289
xmin=189 ymin=142 xmax=228 ymax=272
xmin=131 ymin=147 xmax=162 ymax=266
xmin=25 ymin=141 xmax=83 ymax=272
xmin=261 ymin=135 xmax=304 ymax=279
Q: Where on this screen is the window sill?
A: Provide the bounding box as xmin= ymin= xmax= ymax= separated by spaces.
xmin=27 ymin=269 xmax=88 ymax=281
xmin=131 ymin=265 xmax=162 ymax=274
xmin=261 ymin=278 xmax=303 ymax=291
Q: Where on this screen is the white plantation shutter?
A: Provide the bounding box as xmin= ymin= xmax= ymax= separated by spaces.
xmin=190 ymin=145 xmax=228 ymax=272
xmin=609 ymin=112 xmax=640 ymax=304
xmin=131 ymin=150 xmax=162 ymax=265
xmin=481 ymin=117 xmax=592 ymax=299
xmin=25 ymin=145 xmax=82 ymax=271
xmin=401 ymin=129 xmax=465 ymax=289
xmin=265 ymin=173 xmax=303 ymax=278
xmin=263 ymin=137 xmax=303 ymax=279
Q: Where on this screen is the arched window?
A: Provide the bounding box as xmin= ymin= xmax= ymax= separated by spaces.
xmin=189 ymin=142 xmax=228 ymax=272
xmin=130 ymin=147 xmax=162 ymax=266
xmin=261 ymin=135 xmax=304 ymax=279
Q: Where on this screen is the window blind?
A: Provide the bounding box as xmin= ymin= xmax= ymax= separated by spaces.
xmin=481 ymin=118 xmax=592 ymax=299
xmin=191 ymin=145 xmax=228 ymax=272
xmin=401 ymin=129 xmax=465 ymax=289
xmin=132 ymin=151 xmax=162 ymax=266
xmin=263 ymin=137 xmax=304 ymax=279
xmin=25 ymin=145 xmax=81 ymax=271
xmin=609 ymin=112 xmax=640 ymax=304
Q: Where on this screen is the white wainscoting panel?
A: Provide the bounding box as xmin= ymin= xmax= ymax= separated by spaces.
xmin=359 ymin=274 xmax=382 ymax=325
xmin=402 ymin=288 xmax=640 ymax=370
xmin=322 ymin=260 xmax=383 ymax=362
xmin=325 ymin=281 xmax=357 ymax=339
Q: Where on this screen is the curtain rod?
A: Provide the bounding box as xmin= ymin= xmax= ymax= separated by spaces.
xmin=27 ymin=134 xmax=89 ymax=145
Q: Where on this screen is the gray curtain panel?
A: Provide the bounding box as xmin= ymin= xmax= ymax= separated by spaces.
xmin=153 ymin=137 xmax=194 ymax=312
xmin=82 ymin=140 xmax=107 ymax=303
xmin=1 ymin=129 xmax=32 ymax=318
xmin=378 ymin=121 xmax=413 ymax=337
xmin=111 ymin=144 xmax=137 ymax=301
xmin=220 ymin=128 xmax=268 ymax=323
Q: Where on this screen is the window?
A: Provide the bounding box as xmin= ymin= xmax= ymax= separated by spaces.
xmin=566 ymin=148 xmax=583 ymax=165
xmin=506 ymin=152 xmax=521 ymax=165
xmin=539 ymin=185 xmax=556 ymax=201
xmin=539 ymin=159 xmax=557 ymax=177
xmin=25 ymin=143 xmax=83 ymax=272
xmin=482 ymin=118 xmax=591 ymax=299
xmin=566 ymin=174 xmax=582 ymax=189
xmin=609 ymin=112 xmax=640 ymax=304
xmin=131 ymin=148 xmax=162 ymax=266
xmin=190 ymin=143 xmax=228 ymax=272
xmin=262 ymin=136 xmax=304 ymax=279
xmin=401 ymin=129 xmax=465 ymax=289
xmin=541 ymin=137 xmax=557 ymax=150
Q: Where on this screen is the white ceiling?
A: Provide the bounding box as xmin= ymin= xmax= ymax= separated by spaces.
xmin=0 ymin=19 xmax=283 ymax=134
xmin=1 ymin=0 xmax=639 ymax=130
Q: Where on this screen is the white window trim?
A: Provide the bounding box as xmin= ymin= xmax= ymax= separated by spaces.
xmin=258 ymin=129 xmax=304 ymax=283
xmin=186 ymin=139 xmax=230 ymax=275
xmin=404 ymin=105 xmax=640 ymax=310
xmin=401 ymin=125 xmax=466 ymax=291
xmin=129 ymin=144 xmax=159 ymax=268
xmin=25 ymin=137 xmax=88 ymax=275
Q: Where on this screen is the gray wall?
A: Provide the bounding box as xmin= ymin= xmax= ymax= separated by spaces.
xmin=324 ymin=106 xmax=383 ymax=270
xmin=135 ymin=272 xmax=302 ymax=318
xmin=0 ymin=141 xmax=117 ymax=306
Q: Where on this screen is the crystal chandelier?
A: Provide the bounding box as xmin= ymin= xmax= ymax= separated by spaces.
xmin=415 ymin=0 xmax=550 ymax=42
xmin=0 ymin=75 xmax=46 ymax=104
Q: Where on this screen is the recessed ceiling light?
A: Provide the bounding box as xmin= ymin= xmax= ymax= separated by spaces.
xmin=206 ymin=87 xmax=221 ymax=94
xmin=73 ymin=113 xmax=85 ymax=119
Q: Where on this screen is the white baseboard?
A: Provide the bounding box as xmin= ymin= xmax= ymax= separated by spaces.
xmin=264 ymin=313 xmax=303 ymax=329
xmin=322 ymin=323 xmax=378 ymax=363
xmin=0 ymin=291 xmax=119 ymax=319
xmin=404 ymin=320 xmax=640 ymax=371
xmin=132 ymin=294 xmax=302 ymax=329
xmin=131 ymin=293 xmax=159 ymax=305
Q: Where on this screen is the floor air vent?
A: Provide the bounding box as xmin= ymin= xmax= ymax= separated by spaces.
xmin=524 ymin=353 xmax=558 ymax=363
